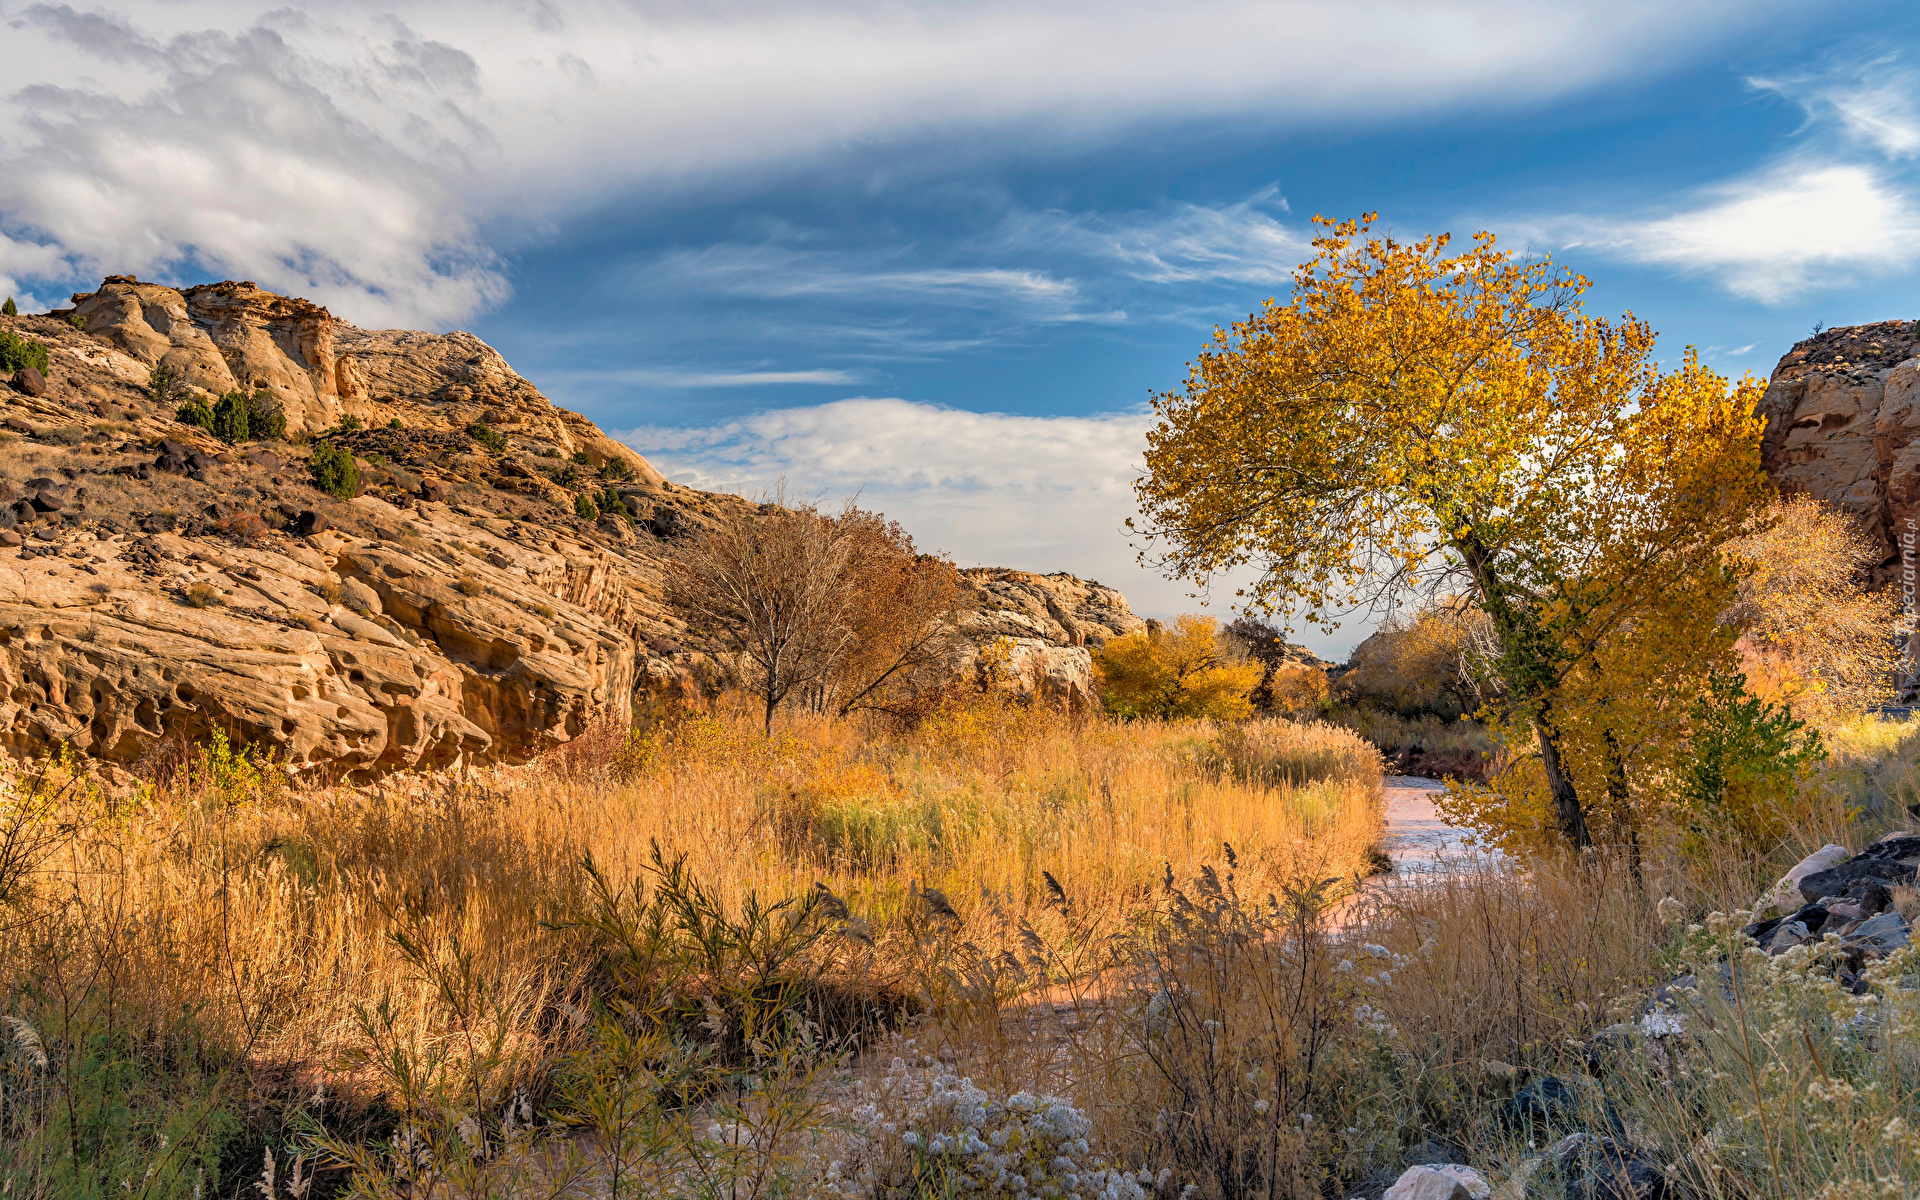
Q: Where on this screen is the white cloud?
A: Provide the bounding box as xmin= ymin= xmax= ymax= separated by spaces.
xmin=1753 ymin=61 xmax=1920 ymax=159
xmin=1543 ymin=162 xmax=1920 ymax=303
xmin=1002 ymin=192 xmax=1311 ymax=287
xmin=0 ymin=0 xmax=1785 ymax=326
xmin=616 ymin=398 xmax=1362 ymax=657
xmin=562 ymin=366 xmax=864 ymax=388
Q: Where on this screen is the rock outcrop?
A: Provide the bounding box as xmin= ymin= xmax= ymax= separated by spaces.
xmin=0 ymin=277 xmax=1139 ymax=775
xmin=1757 ymin=319 xmax=1920 ymax=580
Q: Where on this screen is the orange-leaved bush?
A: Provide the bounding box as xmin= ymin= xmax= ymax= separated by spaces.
xmin=1093 ymin=614 xmax=1263 ymax=720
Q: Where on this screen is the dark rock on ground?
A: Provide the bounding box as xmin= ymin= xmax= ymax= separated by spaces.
xmin=8 ymin=366 xmax=46 ymax=396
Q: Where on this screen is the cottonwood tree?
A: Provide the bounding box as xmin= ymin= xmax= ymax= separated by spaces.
xmin=665 ymin=494 xmax=862 ymax=735
xmin=1132 ymin=215 xmax=1772 ymax=849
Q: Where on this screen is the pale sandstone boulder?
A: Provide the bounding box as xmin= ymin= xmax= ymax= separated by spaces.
xmin=1757 ymin=319 xmax=1920 ymax=579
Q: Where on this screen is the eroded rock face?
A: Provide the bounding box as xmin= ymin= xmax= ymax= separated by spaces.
xmin=58 ymin=276 xmax=663 ymax=482
xmin=1757 ymin=319 xmax=1920 ymax=579
xmin=0 ymin=278 xmax=1142 ymax=774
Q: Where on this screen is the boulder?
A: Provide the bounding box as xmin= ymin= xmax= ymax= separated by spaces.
xmin=8 ymin=366 xmax=46 ymax=396
xmin=1383 ymin=1164 xmax=1491 ymax=1200
xmin=1799 ymin=857 xmax=1917 ymax=904
xmin=1841 ymin=911 xmax=1912 ymax=956
xmin=1759 ymin=844 xmax=1848 ymax=914
xmin=1549 ymin=1134 xmax=1667 ymax=1200
xmin=1757 ymin=320 xmax=1920 ymax=580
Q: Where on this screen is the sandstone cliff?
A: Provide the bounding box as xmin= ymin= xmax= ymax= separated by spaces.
xmin=1758 ymin=318 xmax=1920 ymax=580
xmin=0 ymin=278 xmax=1139 ymax=776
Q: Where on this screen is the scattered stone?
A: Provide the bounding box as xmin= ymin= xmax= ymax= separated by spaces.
xmin=8 ymin=366 xmax=46 ymax=396
xmin=1841 ymin=911 xmax=1912 ymax=956
xmin=154 ymin=439 xmax=212 ymax=474
xmin=0 ymin=531 xmax=19 ymax=547
xmin=295 ymin=510 xmax=327 ymax=535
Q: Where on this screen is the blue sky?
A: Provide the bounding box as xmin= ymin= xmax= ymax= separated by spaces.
xmin=4 ymin=1 xmax=1920 ymax=655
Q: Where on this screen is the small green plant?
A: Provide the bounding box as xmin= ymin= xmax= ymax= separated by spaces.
xmin=308 ymin=441 xmax=360 ymax=500
xmin=537 ymin=446 xmax=561 ymax=458
xmin=1 ymin=296 xmax=15 ymax=316
xmin=553 ymin=463 xmax=582 ymax=488
xmin=148 ymin=363 xmax=188 ymax=407
xmin=603 ymin=456 xmax=633 ymax=481
xmin=67 ymin=313 xmax=85 ymax=330
xmin=455 ymin=575 xmax=483 ymax=596
xmin=574 ymin=494 xmax=600 ymax=521
xmin=600 ymin=487 xmax=632 ymax=521
xmin=340 ymin=414 xmax=365 ymax=431
xmin=176 ymin=399 xmax=215 ymax=431
xmin=211 ymin=390 xmax=250 ymax=443
xmin=364 ymin=451 xmax=388 ymax=467
xmin=570 ymin=450 xmax=591 ymax=466
xmin=1679 ymin=670 xmax=1827 ymax=859
xmin=0 ymin=328 xmax=49 ymax=374
xmin=467 ymin=422 xmax=506 ymax=453
xmin=245 ymin=388 xmax=287 ymax=439
xmin=389 ymin=417 xmax=403 ymax=428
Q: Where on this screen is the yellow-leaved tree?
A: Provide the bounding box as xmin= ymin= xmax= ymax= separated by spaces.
xmin=1132 ymin=215 xmax=1775 ymax=850
xmin=1093 ymin=615 xmax=1264 ymax=720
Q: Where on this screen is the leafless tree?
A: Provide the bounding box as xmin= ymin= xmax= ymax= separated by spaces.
xmin=665 ymin=490 xmax=861 ymax=734
xmin=666 ymin=490 xmax=977 ymax=732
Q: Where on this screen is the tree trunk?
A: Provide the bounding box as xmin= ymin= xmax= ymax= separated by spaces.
xmin=1602 ymin=728 xmax=1641 ymax=881
xmin=1534 ymin=711 xmax=1591 ymax=849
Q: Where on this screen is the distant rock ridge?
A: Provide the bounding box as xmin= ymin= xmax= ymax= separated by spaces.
xmin=0 ymin=276 xmax=1141 ymax=776
xmin=1758 ymin=318 xmax=1920 ymax=582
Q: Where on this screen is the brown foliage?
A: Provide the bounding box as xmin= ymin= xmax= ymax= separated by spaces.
xmin=1729 ymin=494 xmax=1898 ymax=719
xmin=824 ymin=508 xmax=973 ymax=720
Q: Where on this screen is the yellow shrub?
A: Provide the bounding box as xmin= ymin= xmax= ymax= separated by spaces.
xmin=1093 ymin=614 xmax=1263 ymax=720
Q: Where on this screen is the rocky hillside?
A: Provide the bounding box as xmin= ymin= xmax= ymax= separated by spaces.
xmin=0 ymin=278 xmax=1140 ymax=778
xmin=1758 ymin=318 xmax=1920 ymax=581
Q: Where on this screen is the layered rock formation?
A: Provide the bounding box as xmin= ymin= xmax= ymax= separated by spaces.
xmin=0 ymin=278 xmax=1137 ymax=775
xmin=1757 ymin=319 xmax=1920 ymax=579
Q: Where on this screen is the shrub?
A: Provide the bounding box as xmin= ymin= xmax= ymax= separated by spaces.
xmin=210 ymin=390 xmax=249 ymax=443
xmin=1268 ymin=663 xmax=1331 ymax=717
xmin=339 ymin=414 xmax=364 ymax=431
xmin=1678 ymin=670 xmax=1827 ymax=856
xmin=67 ymin=313 xmax=85 ymax=330
xmin=220 ymin=511 xmax=268 ymax=544
xmin=308 ymin=441 xmax=360 ymax=500
xmin=388 ymin=417 xmax=402 ymax=428
xmin=603 ymin=456 xmax=633 ymax=481
xmin=573 ymin=493 xmax=599 ymax=520
xmin=455 ymin=575 xmax=483 ymax=596
xmin=315 ymin=577 xmax=344 ymax=604
xmin=0 ymin=328 xmax=49 ymax=374
xmin=1094 ymin=614 xmax=1263 ymax=720
xmin=148 ymin=364 xmax=187 ymax=408
xmin=1 ymin=296 xmax=15 ymax=316
xmin=599 ymin=487 xmax=630 ymax=520
xmin=1728 ymin=494 xmax=1898 ymax=720
xmin=570 ymin=449 xmax=591 ymax=465
xmin=175 ymin=400 xmax=214 ymax=431
xmin=537 ymin=446 xmax=561 ymax=458
xmin=244 ymin=389 xmax=286 ymax=440
xmin=467 ymin=422 xmax=506 ymax=453
xmin=183 ymin=581 xmax=224 ymax=608
xmin=1337 ymin=599 xmax=1491 ymax=718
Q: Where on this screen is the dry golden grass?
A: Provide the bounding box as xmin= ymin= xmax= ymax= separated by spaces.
xmin=0 ymin=701 xmax=1383 ymax=1192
